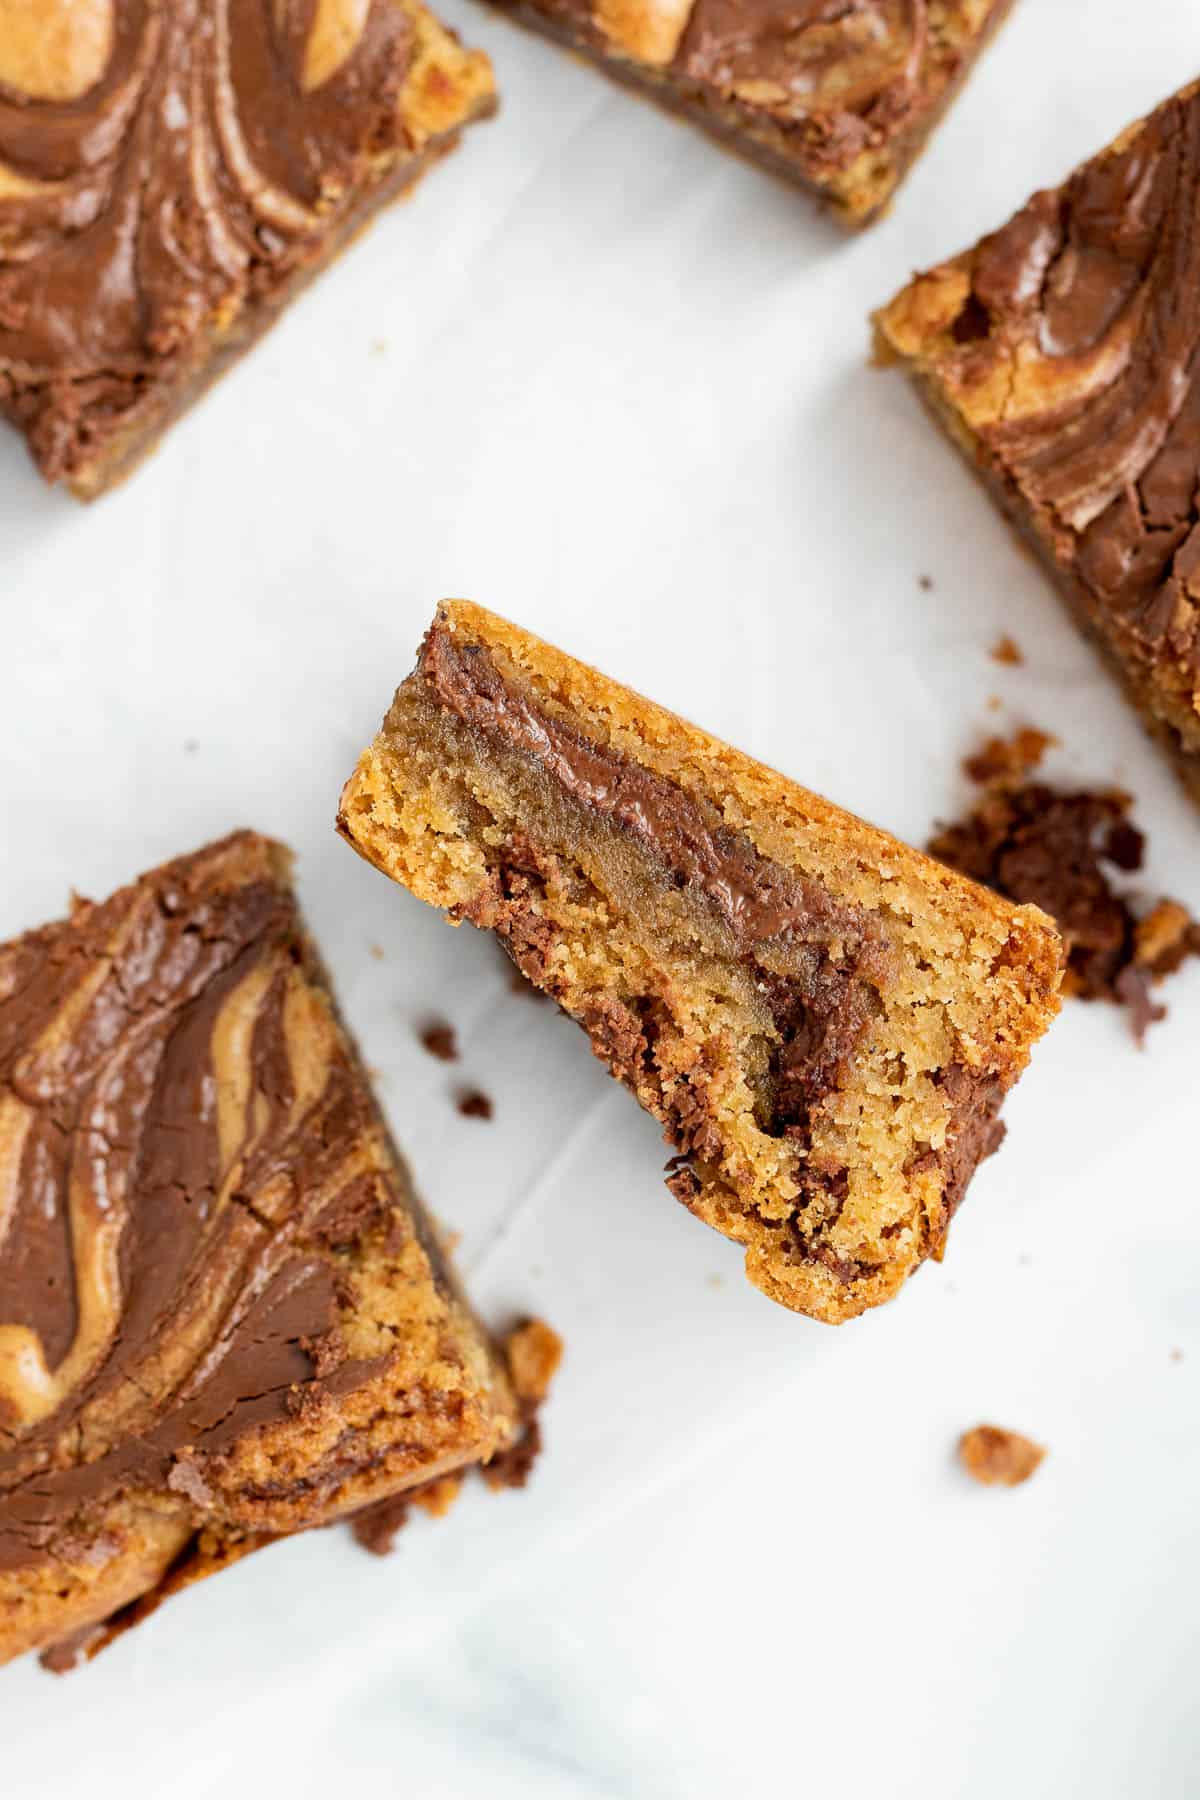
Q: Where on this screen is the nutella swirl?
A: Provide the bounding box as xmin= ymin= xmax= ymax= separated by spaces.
xmin=0 ymin=834 xmax=389 ymax=1568
xmin=0 ymin=0 xmax=414 ymax=473
xmin=962 ymin=87 xmax=1200 ymax=696
xmin=674 ymin=0 xmax=928 ymax=150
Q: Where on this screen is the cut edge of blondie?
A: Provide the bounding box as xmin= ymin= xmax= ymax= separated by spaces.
xmin=338 ymin=602 xmax=1062 ymax=1323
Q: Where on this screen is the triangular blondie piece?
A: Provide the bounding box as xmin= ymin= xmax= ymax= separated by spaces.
xmin=340 ymin=602 xmax=1062 ymax=1323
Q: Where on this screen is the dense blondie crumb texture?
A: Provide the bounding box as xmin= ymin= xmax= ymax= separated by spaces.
xmin=0 ymin=832 xmax=519 ymax=1669
xmin=875 ymin=81 xmax=1200 ymax=798
xmin=483 ymin=0 xmax=1011 ymax=224
xmin=958 ymin=1424 xmax=1045 ymax=1487
xmin=929 ymin=730 xmax=1200 ymax=1043
xmin=339 ymin=601 xmax=1062 ymax=1325
xmin=0 ymin=0 xmax=494 ymax=498
xmin=348 ymin=1316 xmax=562 ymax=1549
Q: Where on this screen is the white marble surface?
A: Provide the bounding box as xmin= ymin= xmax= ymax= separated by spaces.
xmin=2 ymin=0 xmax=1200 ymax=1792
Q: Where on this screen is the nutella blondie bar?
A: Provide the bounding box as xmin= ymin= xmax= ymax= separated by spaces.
xmin=480 ymin=0 xmax=1015 ymax=225
xmin=0 ymin=0 xmax=495 ymax=498
xmin=876 ymin=80 xmax=1200 ymax=803
xmin=338 ymin=602 xmax=1062 ymax=1322
xmin=0 ymin=832 xmax=520 ymax=1666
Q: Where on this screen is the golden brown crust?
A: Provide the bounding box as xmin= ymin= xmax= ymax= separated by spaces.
xmin=339 ymin=602 xmax=1062 ymax=1324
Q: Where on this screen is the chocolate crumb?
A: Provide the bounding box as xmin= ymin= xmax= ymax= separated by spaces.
xmin=457 ymin=1088 xmax=493 ymax=1120
xmin=990 ymin=634 xmax=1024 ymax=666
xmin=1112 ymin=966 xmax=1166 ymax=1042
xmin=918 ymin=574 xmax=934 ymax=591
xmin=38 ymin=1625 xmax=104 ymax=1674
xmin=349 ymin=1475 xmax=462 ymax=1557
xmin=958 ymin=1424 xmax=1045 ymax=1487
xmin=419 ymin=1019 xmax=459 ymax=1062
xmin=350 ymin=1492 xmax=412 ymax=1556
xmin=930 ymin=730 xmax=1200 ymax=1043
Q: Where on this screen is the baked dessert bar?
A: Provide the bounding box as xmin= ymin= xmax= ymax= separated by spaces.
xmin=875 ymin=80 xmax=1200 ymax=803
xmin=0 ymin=832 xmax=520 ymax=1668
xmin=0 ymin=0 xmax=495 ymax=499
xmin=338 ymin=602 xmax=1062 ymax=1322
xmin=479 ymin=0 xmax=1014 ymax=225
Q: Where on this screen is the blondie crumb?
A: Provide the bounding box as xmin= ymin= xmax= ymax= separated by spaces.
xmin=990 ymin=635 xmax=1024 ymax=667
xmin=484 ymin=1320 xmax=565 ymax=1493
xmin=505 ymin=1319 xmax=564 ymax=1406
xmin=958 ymin=1424 xmax=1046 ymax=1487
xmin=963 ymin=727 xmax=1054 ymax=786
xmin=930 ymin=731 xmax=1200 ymax=1043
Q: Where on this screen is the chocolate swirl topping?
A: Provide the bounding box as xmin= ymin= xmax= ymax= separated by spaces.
xmin=0 ymin=833 xmax=391 ymax=1570
xmin=0 ymin=0 xmax=417 ymax=477
xmin=675 ymin=0 xmax=928 ymax=152
xmin=953 ymin=85 xmax=1200 ymax=713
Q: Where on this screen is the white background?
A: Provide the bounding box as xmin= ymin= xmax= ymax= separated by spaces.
xmin=2 ymin=1 xmax=1199 ymax=1793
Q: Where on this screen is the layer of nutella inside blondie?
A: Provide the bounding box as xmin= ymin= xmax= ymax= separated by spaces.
xmin=481 ymin=0 xmax=1014 ymax=224
xmin=0 ymin=0 xmax=495 ymax=499
xmin=0 ymin=833 xmax=518 ymax=1667
xmin=875 ymin=79 xmax=1200 ymax=802
xmin=339 ymin=602 xmax=1062 ymax=1323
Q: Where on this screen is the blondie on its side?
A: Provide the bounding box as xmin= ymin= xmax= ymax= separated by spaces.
xmin=0 ymin=0 xmax=495 ymax=499
xmin=338 ymin=602 xmax=1062 ymax=1323
xmin=477 ymin=0 xmax=1014 ymax=225
xmin=0 ymin=833 xmax=519 ymax=1668
xmin=876 ymin=80 xmax=1200 ymax=804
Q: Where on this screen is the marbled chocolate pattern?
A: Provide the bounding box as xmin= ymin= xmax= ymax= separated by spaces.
xmin=968 ymin=87 xmax=1200 ymax=697
xmin=0 ymin=833 xmax=388 ymax=1569
xmin=0 ymin=0 xmax=414 ymax=475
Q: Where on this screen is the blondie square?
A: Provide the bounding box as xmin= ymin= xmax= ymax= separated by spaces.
xmin=876 ymin=80 xmax=1200 ymax=803
xmin=0 ymin=832 xmax=519 ymax=1667
xmin=0 ymin=0 xmax=495 ymax=498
